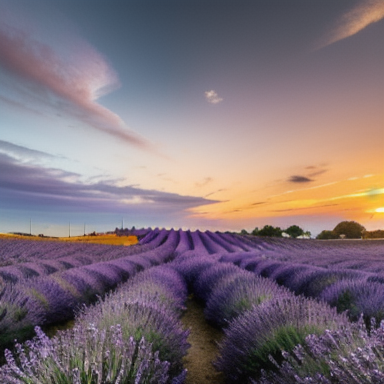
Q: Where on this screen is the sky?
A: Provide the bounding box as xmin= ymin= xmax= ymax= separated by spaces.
xmin=0 ymin=0 xmax=383 ymax=237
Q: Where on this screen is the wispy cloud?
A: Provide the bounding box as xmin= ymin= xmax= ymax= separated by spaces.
xmin=316 ymin=0 xmax=384 ymax=49
xmin=205 ymin=90 xmax=223 ymax=104
xmin=0 ymin=140 xmax=59 ymax=162
xmin=195 ymin=177 xmax=214 ymax=188
xmin=0 ymin=6 xmax=152 ymax=150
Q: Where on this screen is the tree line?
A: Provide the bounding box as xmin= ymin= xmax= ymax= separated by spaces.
xmin=240 ymin=221 xmax=383 ymax=239
xmin=240 ymin=224 xmax=311 ymax=239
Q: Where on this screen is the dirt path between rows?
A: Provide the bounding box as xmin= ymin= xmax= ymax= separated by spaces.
xmin=181 ymin=296 xmax=225 ymax=384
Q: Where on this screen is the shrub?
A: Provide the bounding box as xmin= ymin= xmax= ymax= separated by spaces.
xmin=320 ymin=279 xmax=384 ymax=324
xmin=214 ymin=296 xmax=349 ymax=383
xmin=252 ymin=316 xmax=384 ymax=383
xmin=193 ymin=262 xmax=244 ymax=302
xmin=205 ymin=274 xmax=291 ymax=328
xmin=0 ymin=325 xmax=174 ymax=384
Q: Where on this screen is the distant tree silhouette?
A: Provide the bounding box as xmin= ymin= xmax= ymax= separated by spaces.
xmin=316 ymin=230 xmax=339 ymax=240
xmin=251 ymin=227 xmax=259 ymax=236
xmin=333 ymin=221 xmax=365 ymax=239
xmin=257 ymin=225 xmax=282 ymax=237
xmin=285 ymin=225 xmax=304 ymax=238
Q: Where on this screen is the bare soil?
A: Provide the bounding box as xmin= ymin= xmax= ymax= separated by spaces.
xmin=181 ymin=296 xmax=225 ymax=384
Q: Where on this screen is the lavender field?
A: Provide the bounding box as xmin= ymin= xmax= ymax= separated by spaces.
xmin=0 ymin=229 xmax=384 ymax=383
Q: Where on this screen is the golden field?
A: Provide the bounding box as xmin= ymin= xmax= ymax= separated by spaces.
xmin=0 ymin=233 xmax=138 ymax=246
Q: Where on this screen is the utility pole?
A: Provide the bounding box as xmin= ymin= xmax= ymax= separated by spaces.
xmin=84 ymin=223 xmax=86 ymax=236
xmin=29 ymin=218 xmax=31 ymax=236
xmin=69 ymin=222 xmax=71 ymax=238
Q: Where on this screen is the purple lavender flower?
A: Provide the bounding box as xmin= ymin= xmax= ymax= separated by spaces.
xmin=214 ymin=295 xmax=349 ymax=383
xmin=172 ymin=253 xmax=219 ymax=288
xmin=320 ymin=279 xmax=384 ymax=324
xmin=252 ymin=316 xmax=384 ymax=383
xmin=193 ymin=262 xmax=244 ymax=302
xmin=295 ymin=269 xmax=370 ymax=298
xmin=205 ymin=273 xmax=293 ymax=328
xmin=219 ymin=251 xmax=260 ymax=266
xmin=0 ymin=325 xmax=173 ymax=384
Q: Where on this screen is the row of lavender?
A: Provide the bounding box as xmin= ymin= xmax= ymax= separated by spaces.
xmin=2 ymin=228 xmax=384 ymax=382
xmin=0 ymin=263 xmax=190 ymax=383
xmin=0 ymin=227 xmax=169 ymax=282
xmin=173 ymin=251 xmax=384 ymax=383
xmin=221 ymin=250 xmax=384 ymax=325
xmin=0 ymin=229 xmax=180 ymax=349
xmin=0 ymin=228 xmax=249 ymax=349
xmin=236 ymin=235 xmax=384 ymax=273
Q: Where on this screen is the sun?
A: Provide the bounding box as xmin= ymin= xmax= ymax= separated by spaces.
xmin=375 ymin=207 xmax=384 ymax=213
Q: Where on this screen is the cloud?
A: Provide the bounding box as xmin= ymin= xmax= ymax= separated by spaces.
xmin=204 ymin=188 xmax=227 ymax=198
xmin=0 ymin=6 xmax=152 ymax=150
xmin=288 ymin=175 xmax=313 ymax=183
xmin=205 ymin=90 xmax=223 ymax=104
xmin=307 ymin=169 xmax=328 ymax=178
xmin=0 ymin=140 xmax=60 ymax=163
xmin=316 ymin=0 xmax=384 ymax=49
xmin=271 ymin=203 xmax=339 ymax=213
xmin=195 ymin=177 xmax=214 ymax=188
xmin=0 ymin=150 xmax=219 ymax=215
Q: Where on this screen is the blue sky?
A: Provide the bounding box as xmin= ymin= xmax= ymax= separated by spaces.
xmin=1 ymin=0 xmax=383 ymax=236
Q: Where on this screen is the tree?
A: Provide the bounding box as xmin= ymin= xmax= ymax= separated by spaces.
xmin=257 ymin=225 xmax=282 ymax=237
xmin=284 ymin=225 xmax=304 ymax=238
xmin=240 ymin=229 xmax=249 ymax=235
xmin=333 ymin=221 xmax=365 ymax=239
xmin=251 ymin=227 xmax=259 ymax=236
xmin=316 ymin=230 xmax=339 ymax=240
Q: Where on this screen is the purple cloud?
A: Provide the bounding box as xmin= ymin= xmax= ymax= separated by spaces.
xmin=0 ymin=149 xmax=219 ymax=216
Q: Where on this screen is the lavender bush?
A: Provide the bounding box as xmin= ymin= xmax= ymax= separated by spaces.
xmin=205 ymin=273 xmax=292 ymax=328
xmin=0 ymin=281 xmax=45 ymax=348
xmin=214 ymin=295 xmax=349 ymax=383
xmin=172 ymin=253 xmax=220 ymax=289
xmin=294 ymin=269 xmax=370 ymax=298
xmin=0 ymin=324 xmax=174 ymax=384
xmin=75 ymin=264 xmax=190 ymax=379
xmin=193 ymin=262 xmax=244 ymax=302
xmin=320 ymin=279 xmax=384 ymax=324
xmin=252 ymin=316 xmax=384 ymax=384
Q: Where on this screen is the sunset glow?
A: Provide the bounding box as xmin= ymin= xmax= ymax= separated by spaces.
xmin=0 ymin=0 xmax=383 ymax=237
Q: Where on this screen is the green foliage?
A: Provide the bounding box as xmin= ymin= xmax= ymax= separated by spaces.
xmin=251 ymin=227 xmax=259 ymax=236
xmin=333 ymin=221 xmax=365 ymax=239
xmin=364 ymin=230 xmax=384 ymax=239
xmin=316 ymin=230 xmax=339 ymax=240
xmin=250 ymin=225 xmax=310 ymax=238
xmin=248 ymin=324 xmax=322 ymax=373
xmin=257 ymin=225 xmax=282 ymax=237
xmin=284 ymin=225 xmax=304 ymax=238
xmin=317 ymin=221 xmax=366 ymax=239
